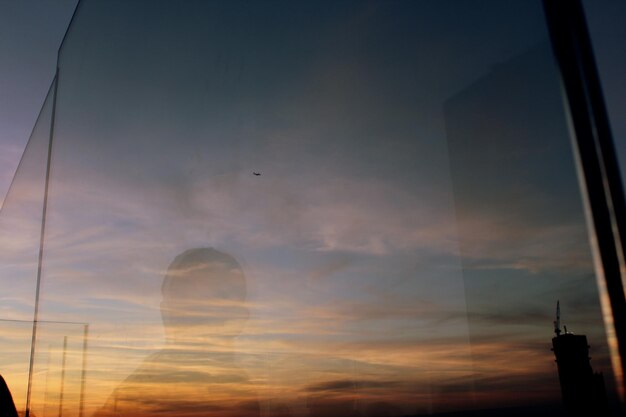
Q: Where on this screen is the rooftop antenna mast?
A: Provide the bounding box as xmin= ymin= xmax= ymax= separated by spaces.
xmin=554 ymin=300 xmax=562 ymax=337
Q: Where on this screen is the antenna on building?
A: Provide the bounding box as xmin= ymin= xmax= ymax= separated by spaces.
xmin=554 ymin=300 xmax=562 ymax=337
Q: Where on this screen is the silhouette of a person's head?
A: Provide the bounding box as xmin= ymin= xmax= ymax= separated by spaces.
xmin=160 ymin=248 xmax=249 ymax=342
xmin=94 ymin=249 xmax=258 ymax=417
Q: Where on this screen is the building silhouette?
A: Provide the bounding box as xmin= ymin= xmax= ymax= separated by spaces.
xmin=551 ymin=301 xmax=608 ymax=416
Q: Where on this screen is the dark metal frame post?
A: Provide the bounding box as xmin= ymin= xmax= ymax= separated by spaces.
xmin=543 ymin=0 xmax=626 ymax=399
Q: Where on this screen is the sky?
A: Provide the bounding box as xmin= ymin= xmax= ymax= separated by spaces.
xmin=1 ymin=2 xmax=624 ymax=206
xmin=0 ymin=1 xmax=624 ymax=417
xmin=0 ymin=0 xmax=78 ymax=209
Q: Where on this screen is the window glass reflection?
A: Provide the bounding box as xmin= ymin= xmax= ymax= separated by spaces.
xmin=0 ymin=1 xmax=620 ymax=416
xmin=0 ymin=82 xmax=55 ymax=412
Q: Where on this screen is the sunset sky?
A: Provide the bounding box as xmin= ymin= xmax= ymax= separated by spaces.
xmin=0 ymin=1 xmax=625 ymax=416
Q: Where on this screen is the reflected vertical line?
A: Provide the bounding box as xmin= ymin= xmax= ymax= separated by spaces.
xmin=42 ymin=346 xmax=51 ymax=417
xmin=56 ymin=0 xmax=82 ymax=60
xmin=58 ymin=336 xmax=68 ymax=417
xmin=78 ymin=325 xmax=88 ymax=417
xmin=25 ymin=68 xmax=59 ymax=417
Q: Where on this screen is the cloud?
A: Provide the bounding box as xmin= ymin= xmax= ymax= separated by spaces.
xmin=307 ymin=379 xmax=401 ymax=392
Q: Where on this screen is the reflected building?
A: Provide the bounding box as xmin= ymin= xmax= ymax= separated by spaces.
xmin=444 ymin=43 xmax=605 ymax=410
xmin=551 ymin=303 xmax=608 ymax=416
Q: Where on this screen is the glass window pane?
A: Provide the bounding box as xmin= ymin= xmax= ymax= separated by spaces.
xmin=1 ymin=1 xmax=622 ymax=416
xmin=0 ymin=81 xmax=55 ymax=411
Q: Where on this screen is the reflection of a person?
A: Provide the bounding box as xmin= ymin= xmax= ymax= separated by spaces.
xmin=97 ymin=248 xmax=259 ymax=417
